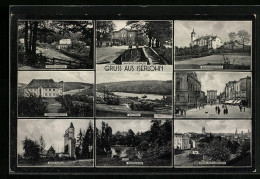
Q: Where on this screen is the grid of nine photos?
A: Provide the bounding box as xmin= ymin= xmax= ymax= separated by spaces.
xmin=14 ymin=18 xmax=253 ymax=172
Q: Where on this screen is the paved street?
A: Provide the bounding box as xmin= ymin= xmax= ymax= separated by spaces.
xmin=175 ymin=104 xmax=251 ymax=118
xmin=96 ymin=46 xmax=129 ymax=64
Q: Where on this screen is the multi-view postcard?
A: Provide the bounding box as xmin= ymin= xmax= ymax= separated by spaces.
xmin=18 ymin=71 xmax=94 ymax=117
xmin=174 ymin=21 xmax=252 ymax=70
xmin=174 ymin=71 xmax=251 ymax=118
xmin=96 ymin=72 xmax=172 ymax=118
xmin=174 ymin=120 xmax=251 ymax=167
xmin=17 ymin=119 xmax=94 ymax=167
xmin=17 ymin=20 xmax=94 ymax=70
xmin=96 ymin=20 xmax=173 ymax=72
xmin=96 ymin=119 xmax=172 ymax=167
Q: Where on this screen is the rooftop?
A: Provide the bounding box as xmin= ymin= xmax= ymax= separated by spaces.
xmin=26 ymin=79 xmax=60 ymax=88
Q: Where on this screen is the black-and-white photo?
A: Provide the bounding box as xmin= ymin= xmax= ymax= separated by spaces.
xmin=96 ymin=119 xmax=172 ymax=167
xmin=96 ymin=20 xmax=172 ymax=65
xmin=17 ymin=20 xmax=94 ymax=69
xmin=174 ymin=21 xmax=252 ymax=70
xmin=174 ymin=120 xmax=251 ymax=167
xmin=174 ymin=72 xmax=251 ymax=118
xmin=96 ymin=72 xmax=172 ymax=118
xmin=18 ymin=71 xmax=94 ymax=117
xmin=17 ymin=119 xmax=94 ymax=166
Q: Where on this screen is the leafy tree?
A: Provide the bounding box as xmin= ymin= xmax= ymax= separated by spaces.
xmin=237 ymin=30 xmax=251 ymax=50
xmin=149 ymin=120 xmax=162 ymax=143
xmin=228 ymin=32 xmax=237 ymax=50
xmin=22 ymin=137 xmax=41 ymax=162
xmin=126 ymin=129 xmax=135 ymax=147
xmin=96 ymin=21 xmax=115 ymax=42
xmin=75 ymin=128 xmax=84 ymax=158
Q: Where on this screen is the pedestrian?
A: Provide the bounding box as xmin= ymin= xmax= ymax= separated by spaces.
xmin=244 ymin=106 xmax=246 ymax=112
xmin=223 ymin=108 xmax=226 ymax=115
xmin=226 ymin=108 xmax=229 ymax=115
xmin=218 ymin=107 xmax=220 ymax=115
xmin=215 ymin=106 xmax=218 ymax=113
xmin=184 ymin=108 xmax=186 ymax=115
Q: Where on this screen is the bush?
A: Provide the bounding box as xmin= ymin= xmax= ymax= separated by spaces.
xmin=18 ymin=93 xmax=48 ymax=117
xmin=188 ymin=153 xmax=203 ymax=161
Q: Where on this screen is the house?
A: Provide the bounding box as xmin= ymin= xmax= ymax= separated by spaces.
xmin=47 ymin=146 xmax=56 ymax=158
xmin=24 ymin=79 xmax=62 ymax=98
xmin=57 ymin=39 xmax=72 ymax=49
xmin=190 ymin=29 xmax=222 ymax=49
xmin=174 ymin=133 xmax=191 ymax=150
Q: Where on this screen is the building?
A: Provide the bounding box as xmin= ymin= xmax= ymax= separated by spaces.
xmin=202 ymin=126 xmax=206 ymax=134
xmin=24 ymin=79 xmax=63 ymax=98
xmin=111 ymin=28 xmax=148 ymax=46
xmin=207 ymin=90 xmax=217 ymax=105
xmin=190 ymin=29 xmax=222 ymax=49
xmin=174 ymin=133 xmax=191 ymax=150
xmin=57 ymin=39 xmax=72 ymax=49
xmin=64 ymin=122 xmax=76 ymax=158
xmin=175 ymin=72 xmax=205 ymax=110
xmin=224 ymin=76 xmax=251 ymax=106
xmin=46 ymin=146 xmax=56 ymax=158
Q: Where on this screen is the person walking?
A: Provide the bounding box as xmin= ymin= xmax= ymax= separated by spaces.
xmin=218 ymin=107 xmax=220 ymax=115
xmin=223 ymin=108 xmax=226 ymax=115
xmin=226 ymin=107 xmax=229 ymax=115
xmin=244 ymin=106 xmax=246 ymax=112
xmin=184 ymin=108 xmax=186 ymax=115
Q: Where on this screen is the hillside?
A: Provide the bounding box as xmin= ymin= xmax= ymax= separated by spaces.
xmin=57 ymin=82 xmax=93 ymax=92
xmin=97 ymin=80 xmax=172 ymax=95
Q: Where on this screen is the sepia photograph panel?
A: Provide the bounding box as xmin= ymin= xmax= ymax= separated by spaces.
xmin=174 ymin=120 xmax=252 ymax=167
xmin=174 ymin=71 xmax=251 ymax=118
xmin=174 ymin=21 xmax=252 ymax=70
xmin=96 ymin=72 xmax=172 ymax=118
xmin=96 ymin=20 xmax=173 ymax=72
xmin=17 ymin=20 xmax=94 ymax=70
xmin=96 ymin=119 xmax=172 ymax=167
xmin=17 ymin=119 xmax=94 ymax=167
xmin=18 ymin=71 xmax=94 ymax=117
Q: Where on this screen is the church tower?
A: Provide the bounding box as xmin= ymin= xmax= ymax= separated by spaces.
xmin=202 ymin=126 xmax=206 ymax=134
xmin=191 ymin=29 xmax=196 ymax=46
xmin=64 ymin=122 xmax=76 ymax=158
xmin=234 ymin=128 xmax=238 ymax=139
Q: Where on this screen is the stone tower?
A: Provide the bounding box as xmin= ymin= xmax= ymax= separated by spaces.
xmin=202 ymin=126 xmax=206 ymax=134
xmin=64 ymin=122 xmax=76 ymax=158
xmin=191 ymin=29 xmax=196 ymax=45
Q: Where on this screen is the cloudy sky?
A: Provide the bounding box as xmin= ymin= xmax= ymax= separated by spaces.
xmin=112 ymin=20 xmax=129 ymax=31
xmin=17 ymin=119 xmax=93 ymax=154
xmin=174 ymin=120 xmax=251 ymax=134
xmin=18 ymin=71 xmax=94 ymax=84
xmin=175 ymin=21 xmax=252 ymax=47
xmin=196 ymin=72 xmax=251 ymax=95
xmin=96 ymin=119 xmax=168 ymax=134
xmin=97 ymin=72 xmax=172 ymax=84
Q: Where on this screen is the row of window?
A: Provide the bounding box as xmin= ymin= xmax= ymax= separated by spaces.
xmin=45 ymin=93 xmax=59 ymax=97
xmin=45 ymin=89 xmax=56 ymax=91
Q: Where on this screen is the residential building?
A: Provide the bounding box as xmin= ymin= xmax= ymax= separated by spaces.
xmin=24 ymin=79 xmax=62 ymax=98
xmin=207 ymin=90 xmax=217 ymax=105
xmin=57 ymin=39 xmax=72 ymax=49
xmin=190 ymin=29 xmax=222 ymax=49
xmin=174 ymin=133 xmax=191 ymax=150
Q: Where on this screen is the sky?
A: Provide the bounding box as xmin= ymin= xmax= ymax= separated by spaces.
xmin=17 ymin=119 xmax=93 ymax=154
xmin=112 ymin=20 xmax=129 ymax=31
xmin=96 ymin=119 xmax=168 ymax=134
xmin=18 ymin=71 xmax=94 ymax=84
xmin=195 ymin=72 xmax=251 ymax=95
xmin=174 ymin=120 xmax=251 ymax=134
xmin=97 ymin=72 xmax=172 ymax=84
xmin=174 ymin=21 xmax=252 ymax=47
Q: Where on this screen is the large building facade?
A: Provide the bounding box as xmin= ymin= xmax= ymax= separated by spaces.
xmin=111 ymin=28 xmax=148 ymax=46
xmin=175 ymin=72 xmax=205 ymax=110
xmin=190 ymin=29 xmax=222 ymax=49
xmin=207 ymin=90 xmax=218 ymax=105
xmin=174 ymin=133 xmax=191 ymax=150
xmin=64 ymin=122 xmax=76 ymax=158
xmin=24 ymin=79 xmax=63 ymax=98
xmin=224 ymin=76 xmax=251 ymax=106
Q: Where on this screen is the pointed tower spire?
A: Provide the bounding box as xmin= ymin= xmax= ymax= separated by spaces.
xmin=70 ymin=122 xmax=74 ymax=128
xmin=235 ymin=128 xmax=237 ymax=135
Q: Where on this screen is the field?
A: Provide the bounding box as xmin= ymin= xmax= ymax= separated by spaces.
xmin=175 ymin=53 xmax=251 ymax=69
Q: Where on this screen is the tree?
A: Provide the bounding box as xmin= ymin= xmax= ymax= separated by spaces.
xmin=237 ymin=30 xmax=251 ymax=50
xmin=22 ymin=137 xmax=41 ymax=162
xmin=126 ymin=129 xmax=135 ymax=147
xmin=149 ymin=120 xmax=162 ymax=143
xmin=96 ymin=21 xmax=115 ymax=43
xmin=75 ymin=129 xmax=84 ymax=158
xmin=82 ymin=121 xmax=94 ymax=159
xmin=39 ymin=135 xmax=45 ymax=154
xmin=228 ymin=32 xmax=237 ymax=50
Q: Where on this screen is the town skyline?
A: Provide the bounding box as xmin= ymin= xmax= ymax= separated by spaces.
xmin=17 ymin=119 xmax=93 ymax=154
xmin=175 ymin=21 xmax=252 ymax=47
xmin=18 ymin=71 xmax=94 ymax=84
xmin=174 ymin=120 xmax=251 ymax=134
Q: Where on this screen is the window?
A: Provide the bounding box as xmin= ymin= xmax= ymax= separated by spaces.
xmin=45 ymin=93 xmax=48 ymax=96
xmin=129 ymin=34 xmax=132 ymax=37
xmin=176 ymin=81 xmax=181 ymax=90
xmin=53 ymin=89 xmax=55 ymax=91
xmin=49 ymin=93 xmax=51 ymax=96
xmin=49 ymin=89 xmax=51 ymax=91
xmin=45 ymin=89 xmax=47 ymax=91
xmin=53 ymin=93 xmax=55 ymax=96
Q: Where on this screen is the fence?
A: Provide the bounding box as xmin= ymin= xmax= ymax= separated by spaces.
xmin=113 ymin=48 xmax=148 ymax=64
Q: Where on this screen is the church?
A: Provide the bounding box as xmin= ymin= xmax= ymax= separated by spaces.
xmin=190 ymin=29 xmax=222 ymax=49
